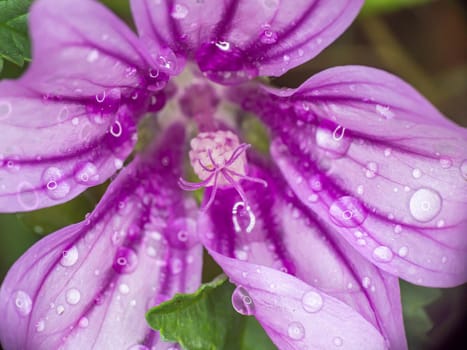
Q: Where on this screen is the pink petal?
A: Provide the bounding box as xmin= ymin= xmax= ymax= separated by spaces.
xmin=0 ymin=124 xmax=202 ymax=349
xmin=130 ymin=0 xmax=363 ymax=81
xmin=0 ymin=0 xmax=167 ymax=212
xmin=237 ymin=65 xmax=467 ymax=287
xmin=199 ymin=163 xmax=405 ymax=349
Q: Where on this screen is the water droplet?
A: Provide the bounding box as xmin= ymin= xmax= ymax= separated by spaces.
xmin=439 ymin=157 xmax=452 ymax=169
xmin=79 ymin=317 xmax=89 ymax=328
xmin=329 ymin=196 xmax=367 ymax=227
xmin=35 ymin=319 xmax=45 ymax=332
xmin=259 ymin=25 xmax=278 ymax=44
xmin=170 ymin=258 xmax=183 ymax=274
xmin=232 ymin=202 xmax=256 ymax=233
xmin=66 ymin=288 xmax=81 ymax=305
xmin=362 ymin=277 xmax=371 ymax=288
xmin=398 ymin=246 xmax=408 ymax=257
xmin=56 ymin=305 xmax=65 ymax=315
xmin=375 ymin=104 xmax=395 ymax=119
xmin=17 ymin=181 xmax=39 ymax=210
xmin=171 ymin=4 xmax=189 ymax=19
xmin=287 ymin=321 xmax=305 ymax=340
xmin=60 ymin=246 xmax=79 ymax=267
xmin=394 ymin=225 xmax=402 ymax=234
xmin=357 ymin=185 xmax=364 ymax=195
xmin=365 ymin=162 xmax=378 ymax=178
xmin=86 ymin=49 xmax=99 ymax=63
xmin=357 ymin=238 xmax=366 ymax=246
xmin=460 ymin=160 xmax=467 ymax=180
xmin=409 ymin=188 xmax=442 ymax=222
xmin=13 ymin=291 xmax=32 ymax=316
xmin=301 ymin=290 xmax=323 ymax=313
xmin=232 ymin=286 xmax=255 ymax=315
xmin=315 ymin=122 xmax=351 ymax=157
xmin=412 ymin=168 xmax=422 ymax=179
xmin=119 ymin=284 xmax=130 ymax=295
xmin=307 ymin=194 xmax=318 ymax=202
xmin=436 ymin=219 xmax=445 ymax=228
xmin=110 ymin=120 xmax=123 ymax=137
xmin=113 ymin=247 xmax=138 ymax=274
xmin=441 ymin=256 xmax=448 ymax=264
xmin=372 ymin=246 xmax=393 ymax=262
xmin=42 ymin=167 xmax=71 ymax=200
xmin=0 ymin=101 xmax=12 ymax=120
xmin=95 ymin=91 xmax=106 ymax=103
xmin=384 ymin=148 xmax=392 ymax=157
xmin=74 ymin=162 xmax=100 ymax=185
xmin=333 ymin=336 xmax=343 ymax=347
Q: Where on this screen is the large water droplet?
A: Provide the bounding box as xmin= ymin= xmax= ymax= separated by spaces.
xmin=232 ymin=202 xmax=256 ymax=233
xmin=113 ymin=247 xmax=138 ymax=274
xmin=66 ymin=288 xmax=81 ymax=305
xmin=13 ymin=290 xmax=32 ymax=316
xmin=301 ymin=290 xmax=323 ymax=313
xmin=398 ymin=246 xmax=408 ymax=257
xmin=287 ymin=321 xmax=305 ymax=340
xmin=409 ymin=188 xmax=442 ymax=222
xmin=232 ymin=286 xmax=255 ymax=315
xmin=60 ymin=246 xmax=79 ymax=267
xmin=74 ymin=161 xmax=100 ymax=185
xmin=17 ymin=181 xmax=39 ymax=210
xmin=372 ymin=246 xmax=393 ymax=263
xmin=42 ymin=167 xmax=71 ymax=200
xmin=315 ymin=122 xmax=351 ymax=157
xmin=329 ymin=196 xmax=367 ymax=227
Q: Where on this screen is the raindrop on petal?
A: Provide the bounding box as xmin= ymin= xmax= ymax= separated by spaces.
xmin=171 ymin=4 xmax=188 ymax=19
xmin=232 ymin=286 xmax=255 ymax=315
xmin=35 ymin=319 xmax=45 ymax=332
xmin=372 ymin=246 xmax=393 ymax=262
xmin=113 ymin=247 xmax=138 ymax=274
xmin=329 ymin=196 xmax=367 ymax=227
xmin=287 ymin=321 xmax=305 ymax=340
xmin=333 ymin=337 xmax=344 ymax=347
xmin=13 ymin=291 xmax=32 ymax=316
xmin=301 ymin=290 xmax=323 ymax=313
xmin=66 ymin=288 xmax=81 ymax=305
xmin=409 ymin=188 xmax=442 ymax=222
xmin=398 ymin=246 xmax=409 ymax=257
xmin=60 ymin=246 xmax=79 ymax=267
xmin=74 ymin=162 xmax=100 ymax=185
xmin=315 ymin=122 xmax=351 ymax=157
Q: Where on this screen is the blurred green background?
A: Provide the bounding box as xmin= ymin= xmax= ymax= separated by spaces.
xmin=0 ymin=0 xmax=466 ymax=349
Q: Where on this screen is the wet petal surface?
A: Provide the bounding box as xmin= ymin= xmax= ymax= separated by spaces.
xmin=0 ymin=125 xmax=202 ymax=350
xmin=0 ymin=0 xmax=168 ymax=212
xmin=199 ymin=162 xmax=404 ymax=349
xmin=130 ymin=0 xmax=363 ymax=82
xmin=235 ymin=66 xmax=467 ymax=287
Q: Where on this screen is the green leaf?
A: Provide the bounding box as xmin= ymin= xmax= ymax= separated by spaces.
xmin=146 ymin=275 xmax=276 ymax=350
xmin=361 ymin=0 xmax=434 ymax=15
xmin=0 ymin=0 xmax=33 ymax=72
xmin=400 ymin=281 xmax=442 ymax=349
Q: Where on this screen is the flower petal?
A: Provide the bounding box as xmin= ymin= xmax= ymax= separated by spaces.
xmin=130 ymin=0 xmax=363 ymax=82
xmin=199 ymin=162 xmax=405 ymax=349
xmin=237 ymin=65 xmax=467 ymax=287
xmin=0 ymin=0 xmax=168 ymax=212
xmin=0 ymin=124 xmax=202 ymax=349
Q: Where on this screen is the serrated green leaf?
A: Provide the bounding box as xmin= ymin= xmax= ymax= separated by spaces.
xmin=361 ymin=0 xmax=434 ymax=15
xmin=0 ymin=0 xmax=33 ymax=69
xmin=146 ymin=275 xmax=276 ymax=350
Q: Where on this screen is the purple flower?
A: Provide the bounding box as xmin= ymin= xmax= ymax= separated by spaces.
xmin=0 ymin=0 xmax=466 ymax=349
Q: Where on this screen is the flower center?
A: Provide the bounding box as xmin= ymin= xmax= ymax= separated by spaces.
xmin=179 ymin=130 xmax=267 ymax=211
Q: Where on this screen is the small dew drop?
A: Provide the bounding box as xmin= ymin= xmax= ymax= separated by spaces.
xmin=287 ymin=321 xmax=305 ymax=340
xmin=79 ymin=317 xmax=89 ymax=328
xmin=13 ymin=291 xmax=32 ymax=316
xmin=329 ymin=196 xmax=367 ymax=228
xmin=301 ymin=290 xmax=323 ymax=313
xmin=60 ymin=246 xmax=79 ymax=267
xmin=56 ymin=305 xmax=65 ymax=315
xmin=333 ymin=336 xmax=344 ymax=347
xmin=86 ymin=49 xmax=99 ymax=63
xmin=394 ymin=225 xmax=402 ymax=234
xmin=35 ymin=320 xmax=45 ymax=333
xmin=113 ymin=247 xmax=138 ymax=274
xmin=365 ymin=162 xmax=378 ymax=179
xmin=119 ymin=284 xmax=130 ymax=295
xmin=232 ymin=286 xmax=255 ymax=315
xmin=412 ymin=168 xmax=422 ymax=179
xmin=398 ymin=246 xmax=409 ymax=257
xmin=171 ymin=4 xmax=188 ymax=19
xmin=373 ymin=246 xmax=393 ymax=262
xmin=66 ymin=288 xmax=81 ymax=305
xmin=362 ymin=276 xmax=371 ymax=288
xmin=439 ymin=157 xmax=453 ymax=169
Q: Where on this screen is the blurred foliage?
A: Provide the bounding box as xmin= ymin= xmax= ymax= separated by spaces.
xmin=361 ymin=0 xmax=435 ymax=15
xmin=0 ymin=0 xmax=32 ymax=73
xmin=0 ymin=0 xmax=466 ymax=349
